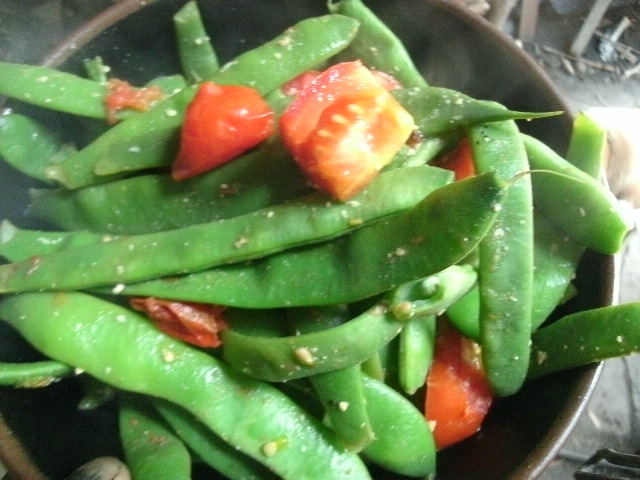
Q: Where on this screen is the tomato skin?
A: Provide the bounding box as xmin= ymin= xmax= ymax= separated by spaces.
xmin=281 ymin=70 xmax=321 ymax=97
xmin=279 ymin=61 xmax=415 ymax=201
xmin=130 ymin=297 xmax=228 ymax=348
xmin=172 ymin=82 xmax=275 ymax=181
xmin=105 ymin=78 xmax=164 ymax=125
xmin=434 ymin=137 xmax=476 ymax=181
xmin=425 ymin=319 xmax=493 ymax=450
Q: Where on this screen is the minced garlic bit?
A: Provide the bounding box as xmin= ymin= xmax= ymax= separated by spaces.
xmin=293 ymin=346 xmax=315 ymax=366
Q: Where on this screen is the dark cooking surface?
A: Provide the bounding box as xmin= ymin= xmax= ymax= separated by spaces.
xmin=1 ymin=1 xmax=639 ymax=479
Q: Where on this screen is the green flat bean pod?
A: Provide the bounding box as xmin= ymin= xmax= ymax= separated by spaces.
xmin=173 ymin=1 xmax=220 ymax=83
xmin=0 ymin=360 xmax=74 ymax=387
xmin=0 ymin=113 xmax=75 ymax=185
xmin=522 ymin=133 xmax=633 ymax=255
xmin=153 ymin=398 xmax=278 ymax=480
xmin=0 ymin=61 xmax=109 ymax=119
xmin=118 ymin=393 xmax=192 ymax=480
xmin=0 ymin=165 xmax=451 ymax=293
xmin=0 ymin=220 xmax=108 ymax=262
xmin=29 ymin=141 xmax=311 ymax=235
xmin=529 ymin=303 xmax=640 ymax=380
xmin=0 ymin=291 xmax=371 ymax=480
xmin=328 ymin=0 xmax=428 ymax=89
xmin=394 ymin=87 xmax=560 ymax=136
xmin=108 ymin=172 xmax=504 ymax=308
xmin=468 ymin=120 xmax=534 ymax=397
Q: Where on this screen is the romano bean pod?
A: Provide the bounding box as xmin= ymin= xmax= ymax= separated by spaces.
xmin=118 ymin=393 xmax=192 ymax=480
xmin=529 ymin=303 xmax=640 ymax=379
xmin=522 ymin=133 xmax=632 ymax=254
xmin=0 ymin=165 xmax=451 ymax=292
xmin=468 ymin=120 xmax=534 ymax=397
xmin=106 ymin=172 xmax=504 ymax=307
xmin=29 ymin=141 xmax=311 ymax=235
xmin=153 ymin=398 xmax=278 ymax=480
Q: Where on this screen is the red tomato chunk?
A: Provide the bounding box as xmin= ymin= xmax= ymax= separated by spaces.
xmin=130 ymin=297 xmax=228 ymax=348
xmin=172 ymin=82 xmax=275 ymax=181
xmin=425 ymin=319 xmax=493 ymax=450
xmin=279 ymin=61 xmax=415 ymax=201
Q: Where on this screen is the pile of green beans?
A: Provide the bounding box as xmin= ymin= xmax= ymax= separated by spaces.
xmin=0 ymin=1 xmax=637 ymax=479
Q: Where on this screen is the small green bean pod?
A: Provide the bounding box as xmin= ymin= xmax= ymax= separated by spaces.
xmin=118 ymin=393 xmax=192 ymax=480
xmin=529 ymin=303 xmax=640 ymax=380
xmin=0 ymin=360 xmax=75 ymax=388
xmin=173 ymin=1 xmax=220 ymax=83
xmin=0 ymin=291 xmax=371 ymax=480
xmin=328 ymin=0 xmax=428 ymax=88
xmin=153 ymin=398 xmax=278 ymax=480
xmin=392 ymin=264 xmax=477 ymax=394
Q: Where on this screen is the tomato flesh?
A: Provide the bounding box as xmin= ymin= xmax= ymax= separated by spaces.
xmin=130 ymin=297 xmax=228 ymax=348
xmin=434 ymin=137 xmax=476 ymax=181
xmin=279 ymin=61 xmax=415 ymax=201
xmin=105 ymin=78 xmax=164 ymax=125
xmin=172 ymin=81 xmax=275 ymax=181
xmin=425 ymin=319 xmax=493 ymax=450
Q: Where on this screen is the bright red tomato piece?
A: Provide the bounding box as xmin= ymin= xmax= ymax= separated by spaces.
xmin=105 ymin=78 xmax=165 ymax=125
xmin=434 ymin=137 xmax=476 ymax=181
xmin=130 ymin=297 xmax=228 ymax=348
xmin=425 ymin=319 xmax=493 ymax=450
xmin=172 ymin=81 xmax=275 ymax=181
xmin=279 ymin=61 xmax=415 ymax=201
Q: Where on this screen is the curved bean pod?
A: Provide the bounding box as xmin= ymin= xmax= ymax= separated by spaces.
xmin=0 ymin=165 xmax=451 ymax=292
xmin=222 ymin=302 xmax=403 ymax=382
xmin=522 ymin=133 xmax=633 ymax=254
xmin=394 ymin=87 xmax=559 ymax=136
xmin=0 ymin=291 xmax=371 ymax=480
xmin=0 ymin=61 xmax=108 ymax=119
xmin=110 ymin=172 xmax=505 ymax=307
